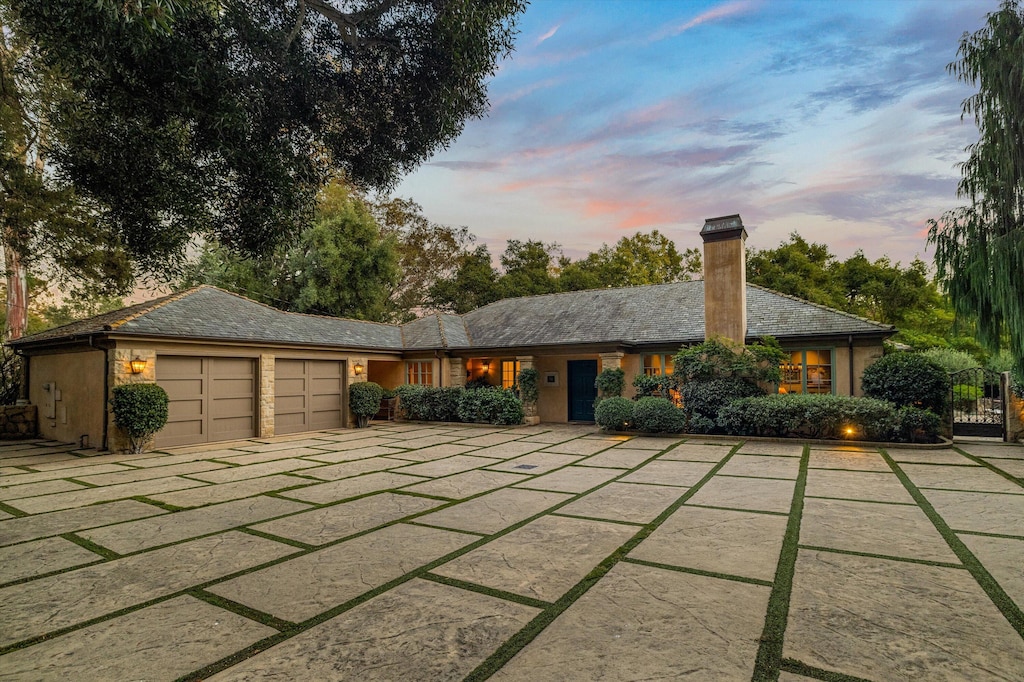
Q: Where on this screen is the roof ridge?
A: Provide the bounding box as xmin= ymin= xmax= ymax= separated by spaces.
xmin=434 ymin=313 xmax=448 ymax=348
xmin=745 ymin=282 xmax=894 ymax=330
xmin=190 ymin=285 xmax=402 ymax=329
xmin=107 ymin=286 xmax=201 ymax=330
xmin=467 ymin=280 xmax=698 ymax=313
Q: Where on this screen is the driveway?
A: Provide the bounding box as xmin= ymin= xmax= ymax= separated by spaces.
xmin=1 ymin=424 xmax=1022 ymax=681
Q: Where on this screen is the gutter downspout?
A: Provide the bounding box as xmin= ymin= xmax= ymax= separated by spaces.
xmin=848 ymin=335 xmax=855 ymax=396
xmin=97 ymin=336 xmax=110 ymax=451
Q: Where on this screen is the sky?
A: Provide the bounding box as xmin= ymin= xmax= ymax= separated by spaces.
xmin=392 ymin=0 xmax=997 ymax=267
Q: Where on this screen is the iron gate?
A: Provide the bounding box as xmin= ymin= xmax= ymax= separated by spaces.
xmin=950 ymin=367 xmax=1006 ymax=439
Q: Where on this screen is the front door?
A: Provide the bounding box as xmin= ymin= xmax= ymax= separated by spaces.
xmin=567 ymin=360 xmax=598 ymax=422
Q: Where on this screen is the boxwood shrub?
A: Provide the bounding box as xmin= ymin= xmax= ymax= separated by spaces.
xmin=716 ymin=393 xmax=940 ymax=443
xmin=679 ymin=377 xmax=763 ymax=430
xmin=861 ymin=352 xmax=948 ymax=414
xmin=111 ymin=383 xmax=169 ymax=453
xmin=397 ymin=385 xmax=523 ymax=425
xmin=349 ymin=381 xmax=384 ymax=427
xmin=457 ymin=387 xmax=523 ymax=425
xmin=631 ymin=397 xmax=685 ymax=433
xmin=595 ymin=397 xmax=634 ymax=431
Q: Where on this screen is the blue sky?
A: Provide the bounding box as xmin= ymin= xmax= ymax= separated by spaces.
xmin=393 ymin=0 xmax=995 ymax=266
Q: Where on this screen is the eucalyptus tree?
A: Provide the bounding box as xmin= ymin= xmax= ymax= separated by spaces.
xmin=928 ymin=0 xmax=1024 ymax=376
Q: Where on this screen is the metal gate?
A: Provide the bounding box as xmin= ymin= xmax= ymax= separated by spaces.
xmin=950 ymin=368 xmax=1006 ymax=439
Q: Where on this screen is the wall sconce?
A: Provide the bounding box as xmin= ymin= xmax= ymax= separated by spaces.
xmin=481 ymin=361 xmax=490 ymax=372
xmin=353 ymin=362 xmax=364 ymax=376
xmin=129 ymin=357 xmax=147 ymax=374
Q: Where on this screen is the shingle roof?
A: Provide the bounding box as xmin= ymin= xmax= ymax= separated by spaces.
xmin=10 ymin=286 xmax=404 ymax=350
xmin=10 ymin=281 xmax=892 ymax=352
xmin=459 ymin=281 xmax=892 ymax=349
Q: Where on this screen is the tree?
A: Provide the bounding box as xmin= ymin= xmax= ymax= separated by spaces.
xmin=499 ymin=239 xmax=561 ymax=298
xmin=179 ymin=180 xmax=400 ymax=321
xmin=428 ymin=245 xmax=502 ymax=314
xmin=371 ymin=196 xmax=475 ymax=322
xmin=559 ymin=230 xmax=701 ymax=291
xmin=928 ymin=0 xmax=1024 ymax=377
xmin=745 ymin=233 xmax=845 ymax=309
xmin=11 ymin=0 xmax=525 ymax=275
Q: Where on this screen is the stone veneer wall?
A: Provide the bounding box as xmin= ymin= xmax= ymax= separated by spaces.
xmin=106 ymin=348 xmax=156 ymax=452
xmin=0 ymin=405 xmax=37 ymax=439
xmin=1006 ymin=373 xmax=1023 ymax=443
xmin=259 ymin=354 xmax=275 ymax=438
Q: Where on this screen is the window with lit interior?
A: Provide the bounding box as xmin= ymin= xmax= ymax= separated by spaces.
xmin=501 ymin=360 xmax=521 ymax=389
xmin=642 ymin=354 xmax=674 ymax=376
xmin=406 ymin=361 xmax=433 ymax=386
xmin=779 ymin=349 xmax=833 ymax=394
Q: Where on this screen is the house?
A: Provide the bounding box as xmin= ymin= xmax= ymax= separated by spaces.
xmin=7 ymin=216 xmax=894 ymax=449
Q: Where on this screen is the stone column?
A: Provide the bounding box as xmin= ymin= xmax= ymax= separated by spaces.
xmin=516 ymin=355 xmax=540 ymax=425
xmin=258 ymin=354 xmax=275 ymax=438
xmin=449 ymin=357 xmax=466 ymax=387
xmin=106 ymin=348 xmax=157 ymax=452
xmin=1003 ymin=372 xmax=1023 ymax=443
xmin=598 ymin=351 xmax=624 ymax=370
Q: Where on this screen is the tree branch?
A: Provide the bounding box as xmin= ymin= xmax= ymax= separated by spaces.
xmin=283 ymin=0 xmax=307 ymax=50
xmin=303 ymin=0 xmax=401 ymax=48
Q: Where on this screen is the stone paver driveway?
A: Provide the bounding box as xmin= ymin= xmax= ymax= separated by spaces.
xmin=1 ymin=424 xmax=1022 ymax=681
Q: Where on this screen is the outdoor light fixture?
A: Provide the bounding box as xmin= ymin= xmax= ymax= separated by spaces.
xmin=844 ymin=426 xmax=855 ymax=437
xmin=482 ymin=361 xmax=490 ymax=372
xmin=353 ymin=362 xmax=364 ymax=376
xmin=129 ymin=357 xmax=147 ymax=374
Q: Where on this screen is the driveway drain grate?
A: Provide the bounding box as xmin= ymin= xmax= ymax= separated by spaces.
xmin=513 ymin=464 xmax=539 ymax=470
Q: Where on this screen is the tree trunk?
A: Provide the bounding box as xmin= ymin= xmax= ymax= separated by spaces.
xmin=3 ymin=236 xmax=27 ymax=342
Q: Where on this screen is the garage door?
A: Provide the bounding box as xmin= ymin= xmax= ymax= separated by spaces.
xmin=156 ymin=356 xmax=257 ymax=447
xmin=275 ymin=359 xmax=346 ymax=434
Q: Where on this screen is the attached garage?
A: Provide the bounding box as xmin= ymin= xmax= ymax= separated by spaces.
xmin=274 ymin=359 xmax=346 ymax=435
xmin=156 ymin=355 xmax=257 ymax=447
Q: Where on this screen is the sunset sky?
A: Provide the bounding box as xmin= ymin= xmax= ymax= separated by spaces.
xmin=393 ymin=0 xmax=995 ymax=266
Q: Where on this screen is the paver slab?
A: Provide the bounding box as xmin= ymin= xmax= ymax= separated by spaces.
xmin=251 ymin=492 xmax=445 ymax=545
xmin=433 ymin=515 xmax=636 ymax=602
xmin=804 ymin=469 xmax=914 ymax=504
xmin=0 ymin=463 xmax=133 ymax=487
xmin=415 ymin=488 xmax=572 ymax=534
xmin=0 ymin=536 xmax=101 ymax=584
xmin=186 ymin=459 xmax=323 ymax=483
xmin=80 ymin=496 xmax=309 ymax=554
xmin=630 ymin=505 xmax=787 ymax=582
xmin=5 ymin=476 xmax=208 ymax=514
xmin=952 ymin=443 xmax=1024 ymax=459
xmin=490 ymin=562 xmax=769 ymax=681
xmin=922 ymin=489 xmax=1024 ymax=536
xmin=0 ymin=595 xmax=275 ymax=682
xmin=279 ymin=471 xmax=427 ymax=504
xmin=0 ymin=531 xmax=294 ymax=647
xmin=513 ymin=465 xmax=622 ymax=494
xmin=958 ymin=533 xmax=1024 ymax=609
xmin=384 ymin=444 xmax=481 ymax=462
xmin=297 ymin=457 xmax=406 ymax=480
xmin=74 ymin=461 xmax=228 ymax=486
xmin=148 ymin=474 xmax=309 ymax=508
xmin=391 ymin=455 xmax=501 ymax=478
xmin=737 ymin=441 xmax=805 ymax=456
xmin=486 ymin=452 xmax=583 ymax=474
xmin=807 ymin=449 xmax=891 ymax=472
xmin=453 ymin=432 xmax=526 ymax=446
xmin=785 ymin=549 xmax=1024 ymax=681
xmin=208 ymin=578 xmax=537 ymax=682
xmin=582 ymin=448 xmax=656 ymax=469
xmin=619 ymin=460 xmax=716 ymax=487
xmin=0 ymin=499 xmax=166 ymax=546
xmin=799 ymin=497 xmax=958 ymax=563
xmin=541 ymin=439 xmax=617 ymax=456
xmin=901 ymin=463 xmax=1023 ymax=494
xmin=401 ymin=470 xmax=529 ymax=499
xmin=887 ymin=448 xmax=976 ymax=465
xmin=615 ymin=436 xmax=682 ymax=450
xmin=464 ymin=440 xmax=548 ymax=459
xmin=686 ymin=475 xmax=795 ymax=514
xmin=558 ymin=482 xmax=682 ymax=524
xmin=209 ymin=449 xmax=326 ymax=465
xmin=982 ymin=458 xmax=1024 ymax=479
xmin=717 ymin=454 xmax=800 ymax=479
xmin=0 ymin=479 xmax=88 ymax=501
xmin=208 ymin=524 xmax=475 ymax=622
xmin=299 ymin=446 xmax=410 ymax=464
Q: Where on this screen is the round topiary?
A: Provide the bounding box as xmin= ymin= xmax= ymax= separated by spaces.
xmin=111 ymin=383 xmax=169 ymax=453
xmin=595 ymin=396 xmax=634 ymax=431
xmin=861 ymin=352 xmax=948 ymax=414
xmin=349 ymin=381 xmax=384 ymax=427
xmin=631 ymin=397 xmax=685 ymax=433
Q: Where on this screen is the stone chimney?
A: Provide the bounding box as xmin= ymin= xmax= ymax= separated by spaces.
xmin=700 ymin=214 xmax=747 ymax=343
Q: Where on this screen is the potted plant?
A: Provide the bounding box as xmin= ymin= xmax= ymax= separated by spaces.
xmin=349 ymin=381 xmax=384 ymax=428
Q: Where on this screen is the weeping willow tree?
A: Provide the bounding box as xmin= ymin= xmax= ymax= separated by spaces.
xmin=928 ymin=0 xmax=1024 ymax=378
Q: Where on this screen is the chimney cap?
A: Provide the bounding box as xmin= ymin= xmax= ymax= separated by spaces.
xmin=700 ymin=214 xmax=747 ymax=242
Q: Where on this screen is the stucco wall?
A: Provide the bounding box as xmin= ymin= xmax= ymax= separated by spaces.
xmin=29 ymin=349 xmax=106 ymax=447
xmin=368 ymin=360 xmax=405 ymax=389
xmin=703 ymin=237 xmax=747 ymax=343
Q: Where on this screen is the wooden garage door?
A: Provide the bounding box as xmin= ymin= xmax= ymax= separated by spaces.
xmin=156 ymin=356 xmax=257 ymax=447
xmin=274 ymin=359 xmax=345 ymax=435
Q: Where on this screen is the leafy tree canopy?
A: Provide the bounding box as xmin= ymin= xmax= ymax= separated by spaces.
xmin=928 ymin=0 xmax=1024 ymax=377
xmin=11 ymin=0 xmax=525 ymax=272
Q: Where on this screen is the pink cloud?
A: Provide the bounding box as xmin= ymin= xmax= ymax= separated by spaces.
xmin=654 ymin=0 xmax=757 ymax=40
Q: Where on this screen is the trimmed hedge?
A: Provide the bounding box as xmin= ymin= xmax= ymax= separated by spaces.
xmin=349 ymin=381 xmax=384 ymax=427
xmin=111 ymin=383 xmax=169 ymax=453
xmin=395 ymin=384 xmax=523 ymax=425
xmin=631 ymin=397 xmax=685 ymax=433
xmin=595 ymin=397 xmax=634 ymax=431
xmin=861 ymin=352 xmax=948 ymax=414
xmin=717 ymin=393 xmax=940 ymax=443
xmin=679 ymin=377 xmax=764 ymax=430
xmin=595 ymin=368 xmax=625 ymax=399
xmin=632 ymin=374 xmax=675 ymax=400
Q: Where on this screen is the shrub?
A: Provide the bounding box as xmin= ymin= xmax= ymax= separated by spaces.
xmin=632 ymin=374 xmax=675 ymax=400
xmin=679 ymin=377 xmax=764 ymax=429
xmin=716 ymin=393 xmax=940 ymax=443
xmin=920 ymin=347 xmax=980 ymax=374
xmin=631 ymin=397 xmax=685 ymax=433
xmin=517 ymin=367 xmax=539 ymax=404
xmin=395 ymin=384 xmax=428 ymax=420
xmin=111 ymin=383 xmax=169 ymax=453
xmin=861 ymin=352 xmax=948 ymax=414
xmin=595 ymin=397 xmax=634 ymax=431
xmin=952 ymin=384 xmax=981 ymax=410
xmin=349 ymin=382 xmax=384 ymax=427
xmin=457 ymin=387 xmax=523 ymax=425
xmin=673 ymin=336 xmax=786 ymax=385
xmin=595 ymin=367 xmax=625 ymax=401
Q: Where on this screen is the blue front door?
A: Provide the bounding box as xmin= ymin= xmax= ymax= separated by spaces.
xmin=567 ymin=360 xmax=598 ymax=422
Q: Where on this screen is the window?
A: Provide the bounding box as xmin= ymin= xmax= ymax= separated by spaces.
xmin=406 ymin=361 xmax=433 ymax=386
xmin=501 ymin=360 xmax=521 ymax=389
xmin=642 ymin=354 xmax=674 ymax=376
xmin=779 ymin=349 xmax=833 ymax=394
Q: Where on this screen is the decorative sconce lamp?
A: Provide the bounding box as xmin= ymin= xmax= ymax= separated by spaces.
xmin=129 ymin=357 xmax=147 ymax=374
xmin=482 ymin=361 xmax=490 ymax=372
xmin=354 ymin=362 xmax=365 ymax=376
